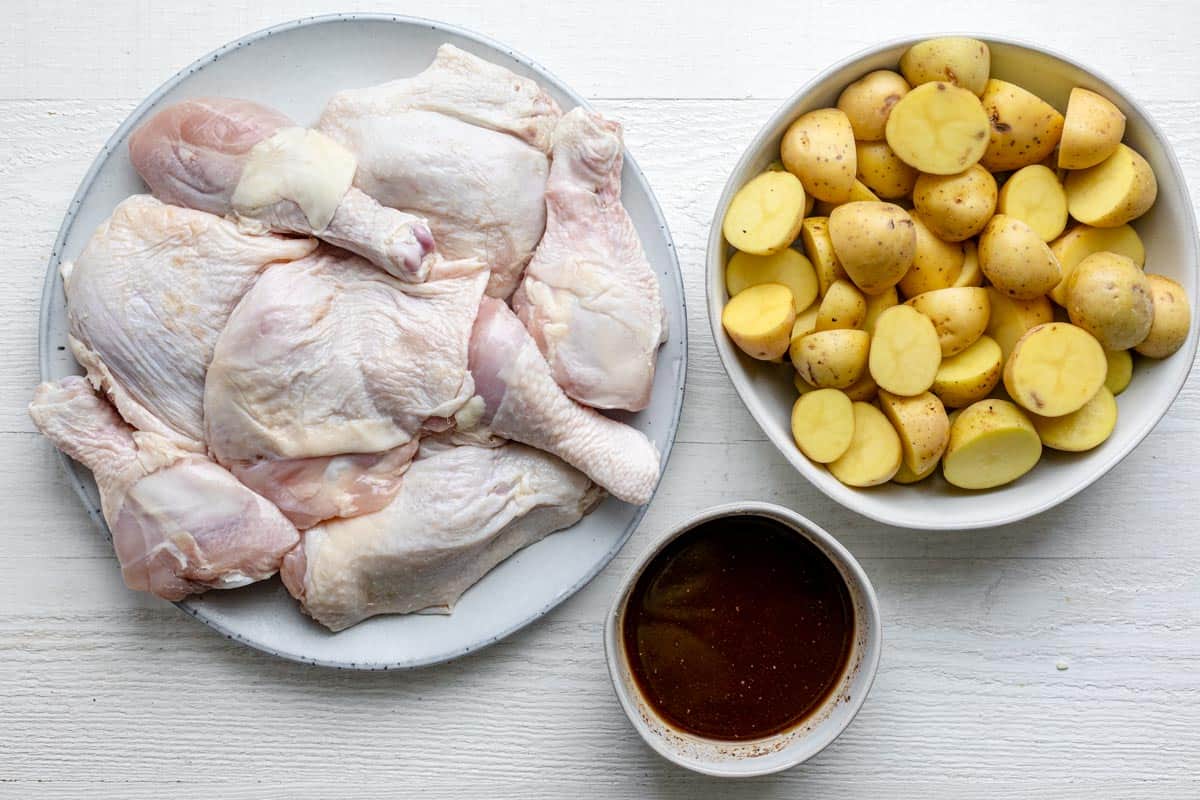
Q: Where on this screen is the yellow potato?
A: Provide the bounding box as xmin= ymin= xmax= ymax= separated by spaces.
xmin=790 ymin=329 xmax=871 ymax=389
xmin=721 ymin=282 xmax=796 ymax=360
xmin=878 ymin=390 xmax=951 ymax=476
xmin=1064 ymin=252 xmax=1153 ymax=350
xmin=933 ymin=335 xmax=1003 ymax=408
xmin=978 ymin=215 xmax=1062 ymax=299
xmin=722 ymin=170 xmax=807 ymax=255
xmin=906 ymin=286 xmax=990 ymax=356
xmin=856 ymin=140 xmax=920 ymax=199
xmin=799 ymin=217 xmax=847 ymax=295
xmin=898 ymin=214 xmax=964 ymax=297
xmin=794 ymin=371 xmax=817 ymax=395
xmin=953 ymin=240 xmax=983 ymax=288
xmin=828 ymin=202 xmax=917 ymax=295
xmin=942 ymin=399 xmax=1042 ymax=489
xmin=997 ymin=164 xmax=1068 ymax=241
xmin=1030 ymin=386 xmax=1117 ymax=452
xmin=843 ymin=369 xmax=879 ymax=402
xmin=1059 ymin=88 xmax=1126 ymax=170
xmin=816 ymin=279 xmax=867 ymax=331
xmin=726 ymin=248 xmax=820 ymax=313
xmin=869 ymin=305 xmax=942 ymax=396
xmin=1103 ymin=348 xmax=1133 ymax=395
xmin=1004 ymin=322 xmax=1107 ymax=417
xmin=1048 ymin=223 xmax=1145 ymax=305
xmin=911 ymin=164 xmax=997 ymax=242
xmin=812 ymin=180 xmax=881 ymax=217
xmin=837 ymin=70 xmax=911 ymax=141
xmin=979 ymin=79 xmax=1065 ymax=172
xmin=885 ymin=82 xmax=990 ymax=175
xmin=790 ymin=303 xmax=820 ymax=342
xmin=792 ymin=388 xmax=855 ymax=463
xmin=1065 ymin=143 xmax=1158 ymax=228
xmin=892 ymin=459 xmax=938 ymax=484
xmin=862 ymin=286 xmax=899 ymax=335
xmin=899 ymin=37 xmax=991 ymax=96
xmin=828 ymin=402 xmax=903 ymax=487
xmin=986 ymin=288 xmax=1054 ymax=363
xmin=781 ymin=108 xmax=857 ymax=203
xmin=1135 ymin=274 xmax=1192 ymax=359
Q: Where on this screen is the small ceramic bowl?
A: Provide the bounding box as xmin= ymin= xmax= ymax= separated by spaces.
xmin=604 ymin=502 xmax=881 ymax=777
xmin=706 ymin=36 xmax=1199 ymax=530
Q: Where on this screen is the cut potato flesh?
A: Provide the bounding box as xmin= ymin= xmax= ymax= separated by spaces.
xmin=722 ymin=170 xmax=808 ymax=255
xmin=1064 ymin=143 xmax=1157 ymax=228
xmin=1031 ymin=386 xmax=1117 ymax=452
xmin=986 ymin=288 xmax=1053 ymax=363
xmin=1135 ymin=274 xmax=1192 ymax=359
xmin=800 ymin=217 xmax=847 ymax=295
xmin=791 ymin=303 xmax=820 ymax=342
xmin=892 ymin=459 xmax=938 ymax=484
xmin=1004 ymin=322 xmax=1107 ymax=417
xmin=943 ymin=399 xmax=1042 ymax=489
xmin=997 ymin=165 xmax=1068 ymax=242
xmin=1104 ymin=349 xmax=1133 ymax=395
xmin=1049 ymin=224 xmax=1145 ymax=305
xmin=726 ymin=248 xmax=819 ymax=312
xmin=721 ymin=282 xmax=796 ymax=360
xmin=1059 ymin=88 xmax=1127 ymax=171
xmin=869 ymin=305 xmax=942 ymax=396
xmin=816 ymin=279 xmax=867 ymax=330
xmin=791 ymin=389 xmax=855 ymax=463
xmin=953 ymin=240 xmax=982 ymax=287
xmin=828 ymin=402 xmax=903 ymax=487
xmin=885 ymin=82 xmax=990 ymax=175
xmin=933 ymin=334 xmax=1003 ymax=408
xmin=863 ymin=286 xmax=899 ymax=334
xmin=878 ymin=390 xmax=950 ymax=476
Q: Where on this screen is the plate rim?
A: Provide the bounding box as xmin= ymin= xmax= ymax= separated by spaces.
xmin=37 ymin=12 xmax=688 ymax=669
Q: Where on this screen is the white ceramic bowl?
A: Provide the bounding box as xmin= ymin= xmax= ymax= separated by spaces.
xmin=603 ymin=502 xmax=881 ymax=777
xmin=707 ymin=36 xmax=1199 ymax=530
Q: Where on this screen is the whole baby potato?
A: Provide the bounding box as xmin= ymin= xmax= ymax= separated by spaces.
xmin=912 ymin=164 xmax=997 ymax=242
xmin=1065 ymin=252 xmax=1153 ymax=351
xmin=828 ymin=202 xmax=917 ymax=295
xmin=899 ymin=37 xmax=991 ymax=96
xmin=837 ymin=70 xmax=912 ymax=141
xmin=978 ymin=215 xmax=1062 ymax=299
xmin=781 ymin=108 xmax=857 ymax=203
xmin=856 ymin=141 xmax=920 ymax=199
xmin=979 ymin=79 xmax=1065 ymax=172
xmin=1135 ymin=274 xmax=1193 ymax=359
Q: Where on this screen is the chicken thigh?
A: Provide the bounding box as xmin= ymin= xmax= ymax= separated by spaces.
xmin=317 ymin=44 xmax=562 ymax=297
xmin=29 ymin=377 xmax=299 ymax=601
xmin=281 ymin=439 xmax=601 ymax=631
xmin=513 ymin=108 xmax=666 ymax=411
xmin=129 ymin=97 xmax=436 ymax=280
xmin=64 ymin=194 xmax=317 ymax=449
xmin=468 ymin=297 xmax=661 ymax=505
xmin=204 ymin=247 xmax=488 ymax=526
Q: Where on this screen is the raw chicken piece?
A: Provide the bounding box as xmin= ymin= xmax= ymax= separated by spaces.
xmin=129 ymin=97 xmax=436 ymax=280
xmin=204 ymin=247 xmax=488 ymax=526
xmin=317 ymin=44 xmax=562 ymax=297
xmin=64 ymin=194 xmax=317 ymax=449
xmin=28 ymin=377 xmax=299 ymax=601
xmin=280 ymin=439 xmax=601 ymax=631
xmin=468 ymin=297 xmax=661 ymax=505
xmin=514 ymin=108 xmax=666 ymax=411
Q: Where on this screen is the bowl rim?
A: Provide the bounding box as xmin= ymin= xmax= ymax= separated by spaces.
xmin=705 ymin=33 xmax=1200 ymax=531
xmin=602 ymin=501 xmax=882 ymax=777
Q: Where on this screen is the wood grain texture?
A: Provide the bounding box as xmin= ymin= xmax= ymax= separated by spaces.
xmin=3 ymin=2 xmax=1200 ymax=797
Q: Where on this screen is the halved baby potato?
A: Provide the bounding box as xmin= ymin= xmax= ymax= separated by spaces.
xmin=1004 ymin=322 xmax=1108 ymax=417
xmin=978 ymin=215 xmax=1062 ymax=299
xmin=979 ymin=79 xmax=1065 ymax=172
xmin=828 ymin=202 xmax=917 ymax=295
xmin=953 ymin=240 xmax=983 ymax=288
xmin=722 ymin=170 xmax=807 ymax=255
xmin=791 ymin=329 xmax=871 ymax=389
xmin=997 ymin=164 xmax=1068 ymax=242
xmin=1064 ymin=143 xmax=1157 ymax=228
xmin=837 ymin=69 xmax=911 ymax=141
xmin=726 ymin=248 xmax=820 ymax=312
xmin=792 ymin=388 xmax=855 ymax=463
xmin=912 ymin=164 xmax=997 ymax=242
xmin=791 ymin=303 xmax=821 ymax=342
xmin=828 ymin=402 xmax=903 ymax=487
xmin=1059 ymin=88 xmax=1126 ymax=170
xmin=781 ymin=108 xmax=857 ymax=203
xmin=986 ymin=288 xmax=1054 ymax=363
xmin=856 ymin=140 xmax=921 ymax=199
xmin=816 ymin=279 xmax=867 ymax=331
xmin=1030 ymin=386 xmax=1117 ymax=452
xmin=942 ymin=399 xmax=1042 ymax=489
xmin=1064 ymin=252 xmax=1153 ymax=351
xmin=899 ymin=37 xmax=991 ymax=96
xmin=892 ymin=459 xmax=939 ymax=484
xmin=862 ymin=286 xmax=900 ymax=335
xmin=878 ymin=390 xmax=951 ymax=476
xmin=1135 ymin=274 xmax=1193 ymax=359
xmin=1048 ymin=223 xmax=1145 ymax=305
xmin=722 ymin=282 xmax=796 ymax=360
xmin=906 ymin=286 xmax=990 ymax=356
xmin=885 ymin=81 xmax=991 ymax=175
xmin=898 ymin=214 xmax=965 ymax=297
xmin=800 ymin=217 xmax=847 ymax=295
xmin=932 ymin=334 xmax=1003 ymax=408
xmin=1103 ymin=348 xmax=1133 ymax=395
xmin=869 ymin=305 xmax=942 ymax=396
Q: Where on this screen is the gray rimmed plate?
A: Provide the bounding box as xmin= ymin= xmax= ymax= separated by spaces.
xmin=38 ymin=13 xmax=686 ymax=669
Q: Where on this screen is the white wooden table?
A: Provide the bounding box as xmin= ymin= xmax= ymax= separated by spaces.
xmin=3 ymin=2 xmax=1199 ymax=796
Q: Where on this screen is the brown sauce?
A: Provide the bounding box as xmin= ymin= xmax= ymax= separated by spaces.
xmin=621 ymin=515 xmax=855 ymax=741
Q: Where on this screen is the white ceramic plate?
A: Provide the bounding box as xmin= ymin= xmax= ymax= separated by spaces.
xmin=38 ymin=14 xmax=686 ymax=668
xmin=707 ymin=36 xmax=1198 ymax=531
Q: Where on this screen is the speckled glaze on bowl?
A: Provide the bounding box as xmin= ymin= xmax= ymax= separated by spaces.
xmin=603 ymin=502 xmax=881 ymax=777
xmin=707 ymin=35 xmax=1199 ymax=530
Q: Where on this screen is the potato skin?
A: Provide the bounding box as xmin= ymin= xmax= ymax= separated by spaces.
xmin=1049 ymin=224 xmax=1145 ymax=305
xmin=899 ymin=37 xmax=991 ymax=96
xmin=828 ymin=202 xmax=917 ymax=295
xmin=912 ymin=165 xmax=997 ymax=242
xmin=942 ymin=399 xmax=1042 ymax=489
xmin=932 ymin=335 xmax=1003 ymax=408
xmin=979 ymin=79 xmax=1064 ymax=172
xmin=898 ymin=214 xmax=965 ymax=298
xmin=978 ymin=215 xmax=1062 ymax=299
xmin=906 ymin=286 xmax=990 ymax=357
xmin=985 ymin=288 xmax=1054 ymax=363
xmin=790 ymin=329 xmax=871 ymax=389
xmin=1059 ymin=88 xmax=1126 ymax=170
xmin=781 ymin=108 xmax=857 ymax=203
xmin=799 ymin=217 xmax=847 ymax=295
xmin=837 ymin=70 xmax=911 ymax=141
xmin=1135 ymin=274 xmax=1192 ymax=359
xmin=878 ymin=390 xmax=950 ymax=475
xmin=1065 ymin=252 xmax=1153 ymax=350
xmin=856 ymin=140 xmax=920 ymax=199
xmin=816 ymin=279 xmax=867 ymax=331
